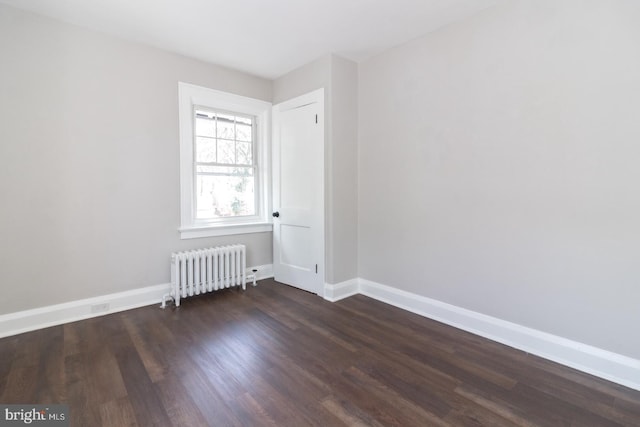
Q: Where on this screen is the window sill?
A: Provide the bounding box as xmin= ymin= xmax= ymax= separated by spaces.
xmin=179 ymin=222 xmax=273 ymax=239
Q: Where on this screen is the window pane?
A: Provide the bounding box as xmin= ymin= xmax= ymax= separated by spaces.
xmin=195 ymin=174 xmax=255 ymax=219
xmin=217 ymin=139 xmax=235 ymax=164
xmin=196 ymin=165 xmax=253 ymax=176
xmin=195 ymin=137 xmax=216 ymax=163
xmin=217 ymin=115 xmax=235 ymax=139
xmin=237 ymin=141 xmax=252 ymax=165
xmin=236 ymin=124 xmax=252 ymax=142
xmin=195 ymin=117 xmax=215 ymax=137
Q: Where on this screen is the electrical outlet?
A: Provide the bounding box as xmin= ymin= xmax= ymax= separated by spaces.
xmin=90 ymin=303 xmax=110 ymax=313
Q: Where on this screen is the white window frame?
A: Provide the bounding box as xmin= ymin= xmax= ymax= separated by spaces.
xmin=178 ymin=82 xmax=272 ymax=239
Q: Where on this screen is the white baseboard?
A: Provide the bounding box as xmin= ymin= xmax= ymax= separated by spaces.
xmin=0 ymin=283 xmax=171 ymax=339
xmin=356 ymin=278 xmax=640 ymax=392
xmin=324 ymin=279 xmax=360 ymax=302
xmin=0 ymin=264 xmax=274 ymax=339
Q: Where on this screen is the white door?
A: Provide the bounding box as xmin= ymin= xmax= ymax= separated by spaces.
xmin=272 ymin=89 xmax=324 ymax=295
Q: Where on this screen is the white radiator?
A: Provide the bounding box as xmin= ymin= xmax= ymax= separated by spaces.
xmin=162 ymin=244 xmax=254 ymax=308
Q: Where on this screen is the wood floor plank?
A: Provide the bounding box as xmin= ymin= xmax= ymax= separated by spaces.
xmin=63 ymin=323 xmax=81 ymax=358
xmin=0 ymin=278 xmax=638 ymax=426
xmin=454 ymin=384 xmax=541 ymax=427
xmin=299 ymin=400 xmax=352 ymax=427
xmin=172 ymin=355 xmax=243 ymax=426
xmin=121 ymin=314 xmax=169 ymax=383
xmin=99 ymin=398 xmax=139 ymax=427
xmin=153 ymin=375 xmax=210 ymax=427
xmin=65 ymin=351 xmax=103 ymax=427
xmin=34 ymin=325 xmax=65 ymax=403
xmin=0 ymin=337 xmax=15 ymax=398
xmin=230 ymin=391 xmax=281 ymax=427
xmin=321 ymin=395 xmax=386 ymax=427
xmin=443 ymin=398 xmax=525 ymax=427
xmin=238 ymin=375 xmax=320 ymax=426
xmin=1 ymin=365 xmax=39 ymax=403
xmin=508 ymin=382 xmax=621 ymax=426
xmin=106 ymin=318 xmax=173 ymax=427
xmin=341 ymin=365 xmax=452 ymax=427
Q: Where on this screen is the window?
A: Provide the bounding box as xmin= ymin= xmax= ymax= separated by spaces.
xmin=194 ymin=109 xmax=256 ymax=219
xmin=178 ymin=83 xmax=272 ymax=239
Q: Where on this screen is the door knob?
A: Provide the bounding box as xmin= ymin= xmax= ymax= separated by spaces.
xmin=272 ymin=211 xmax=280 ymax=218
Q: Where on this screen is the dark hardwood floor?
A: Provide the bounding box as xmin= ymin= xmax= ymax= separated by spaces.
xmin=1 ymin=279 xmax=639 ymax=426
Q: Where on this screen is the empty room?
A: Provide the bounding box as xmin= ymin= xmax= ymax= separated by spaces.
xmin=1 ymin=0 xmax=639 ymax=425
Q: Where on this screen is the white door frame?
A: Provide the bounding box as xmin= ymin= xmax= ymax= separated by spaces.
xmin=272 ymin=88 xmax=325 ymax=294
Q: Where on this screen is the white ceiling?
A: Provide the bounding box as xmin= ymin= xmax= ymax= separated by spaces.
xmin=0 ymin=0 xmax=500 ymax=79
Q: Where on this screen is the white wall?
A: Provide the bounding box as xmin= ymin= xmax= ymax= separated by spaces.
xmin=329 ymin=56 xmax=358 ymax=283
xmin=0 ymin=5 xmax=273 ymax=314
xmin=358 ymin=0 xmax=640 ymax=359
xmin=272 ymin=55 xmax=332 ymax=106
xmin=273 ymin=55 xmax=358 ymax=285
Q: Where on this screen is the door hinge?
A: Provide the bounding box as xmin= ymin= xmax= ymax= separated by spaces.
xmin=315 ymin=114 xmax=318 ymax=124
xmin=315 ymin=264 xmax=318 ymax=274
